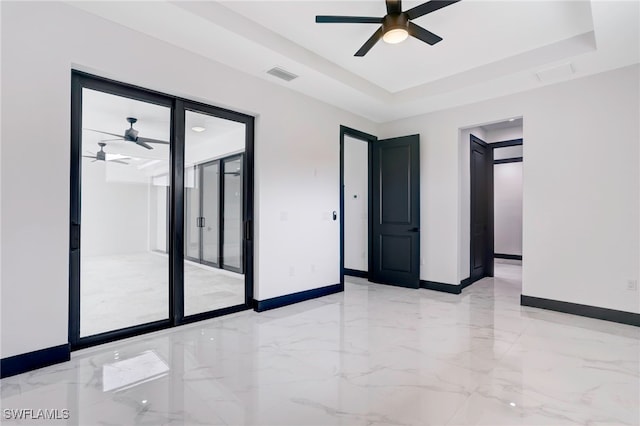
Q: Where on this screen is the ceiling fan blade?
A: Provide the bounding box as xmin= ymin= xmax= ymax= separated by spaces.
xmin=100 ymin=138 xmax=123 ymax=142
xmin=355 ymin=27 xmax=384 ymax=56
xmin=137 ymin=136 xmax=170 ymax=145
xmin=135 ymin=140 xmax=154 ymax=150
xmin=84 ymin=129 xmax=124 ymax=139
xmin=408 ymin=22 xmax=443 ymax=45
xmin=109 ymin=159 xmax=129 ymax=165
xmin=82 ymin=155 xmax=96 ymax=159
xmin=405 ymin=0 xmax=460 ymax=20
xmin=316 ymin=15 xmax=383 ymax=24
xmin=386 ymin=0 xmax=402 ymax=15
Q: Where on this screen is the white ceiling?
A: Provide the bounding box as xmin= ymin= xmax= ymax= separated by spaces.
xmin=480 ymin=117 xmax=523 ymax=132
xmin=69 ymin=0 xmax=640 ymax=122
xmin=223 ymin=0 xmax=593 ymax=92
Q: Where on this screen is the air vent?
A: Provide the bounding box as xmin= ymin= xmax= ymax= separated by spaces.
xmin=536 ymin=63 xmax=574 ymax=84
xmin=266 ymin=67 xmax=298 ymax=82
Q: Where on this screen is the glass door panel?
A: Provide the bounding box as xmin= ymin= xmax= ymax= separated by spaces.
xmin=222 ymin=157 xmax=243 ymax=272
xmin=184 ymin=166 xmax=201 ymax=261
xmin=184 ymin=110 xmax=246 ymax=316
xmin=150 ymin=176 xmax=168 ymax=254
xmin=79 ymin=88 xmax=170 ymax=337
xmin=201 ymin=162 xmax=219 ymax=266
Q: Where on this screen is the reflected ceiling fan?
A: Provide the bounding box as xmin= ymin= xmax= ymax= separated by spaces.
xmin=83 ymin=142 xmax=130 ymax=165
xmin=85 ymin=117 xmax=169 ymax=150
xmin=316 ymin=0 xmax=460 ymax=56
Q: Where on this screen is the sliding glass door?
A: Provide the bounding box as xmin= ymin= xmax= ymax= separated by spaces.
xmin=70 ymin=72 xmax=253 ymax=349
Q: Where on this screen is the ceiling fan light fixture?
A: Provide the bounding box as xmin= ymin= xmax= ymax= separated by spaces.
xmin=383 ymin=28 xmax=408 ymax=44
xmin=381 ymin=13 xmax=409 ymax=44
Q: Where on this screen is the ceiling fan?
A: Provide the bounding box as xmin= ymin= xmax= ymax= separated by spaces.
xmin=83 ymin=142 xmax=130 ymax=165
xmin=316 ymin=0 xmax=460 ymax=56
xmin=85 ymin=117 xmax=169 ymax=150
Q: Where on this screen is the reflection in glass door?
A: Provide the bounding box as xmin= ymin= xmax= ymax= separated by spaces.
xmin=78 ymin=88 xmax=171 ymax=338
xmin=201 ymin=162 xmax=220 ymax=265
xmin=185 ymin=166 xmax=201 ymax=262
xmin=222 ymin=156 xmax=243 ymax=272
xmin=184 ymin=162 xmax=219 ymax=266
xmin=184 ymin=110 xmax=246 ymax=316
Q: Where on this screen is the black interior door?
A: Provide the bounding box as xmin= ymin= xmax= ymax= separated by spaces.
xmin=370 ymin=135 xmax=420 ymax=288
xmin=470 ymin=134 xmax=494 ymax=282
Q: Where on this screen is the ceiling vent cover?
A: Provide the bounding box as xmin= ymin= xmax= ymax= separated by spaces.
xmin=266 ymin=67 xmax=298 ymax=82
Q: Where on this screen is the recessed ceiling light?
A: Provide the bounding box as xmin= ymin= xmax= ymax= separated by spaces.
xmin=509 ymin=118 xmax=516 ymax=122
xmin=191 ymin=126 xmax=206 ymax=133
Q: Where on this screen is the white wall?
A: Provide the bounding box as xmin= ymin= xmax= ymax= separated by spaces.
xmin=80 ymin=161 xmax=150 ymax=257
xmin=485 ymin=126 xmax=523 ymax=143
xmin=0 ymin=2 xmax=377 ymax=359
xmin=343 ymin=135 xmax=368 ymax=272
xmin=494 ymin=145 xmax=523 ymax=160
xmin=494 ymin=162 xmax=523 ymax=256
xmin=380 ymin=64 xmax=639 ymax=316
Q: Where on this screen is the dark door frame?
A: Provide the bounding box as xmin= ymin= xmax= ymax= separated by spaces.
xmin=70 ymin=71 xmax=254 ymax=350
xmin=468 ymin=135 xmax=523 ymax=285
xmin=339 ymin=125 xmax=377 ymax=287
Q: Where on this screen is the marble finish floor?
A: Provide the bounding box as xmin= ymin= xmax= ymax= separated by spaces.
xmin=81 ymin=253 xmax=244 ymax=336
xmin=2 ymin=264 xmax=639 ymax=425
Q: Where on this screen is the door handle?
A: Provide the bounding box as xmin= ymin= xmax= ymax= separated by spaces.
xmin=244 ymin=220 xmax=252 ymax=241
xmin=70 ymin=223 xmax=80 ymax=251
xmin=408 ymin=227 xmax=419 ymax=232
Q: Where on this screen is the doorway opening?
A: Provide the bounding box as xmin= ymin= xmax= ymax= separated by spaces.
xmin=465 ymin=118 xmax=523 ymax=287
xmin=341 ymin=129 xmax=372 ymax=280
xmin=339 ymin=126 xmax=421 ymax=289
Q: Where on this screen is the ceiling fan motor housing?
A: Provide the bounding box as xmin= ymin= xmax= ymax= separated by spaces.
xmin=124 ymin=127 xmax=139 ymax=142
xmin=383 ymin=13 xmax=409 ymax=34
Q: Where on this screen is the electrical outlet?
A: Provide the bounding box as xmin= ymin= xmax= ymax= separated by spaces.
xmin=310 ymin=264 xmax=316 ymax=273
xmin=420 ymin=257 xmax=425 ymax=266
xmin=289 ymin=266 xmax=295 ymax=277
xmin=627 ymin=280 xmax=638 ymax=291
